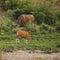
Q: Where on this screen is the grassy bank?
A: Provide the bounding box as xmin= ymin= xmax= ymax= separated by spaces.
xmin=0 ymin=0 xmax=60 ymax=54
xmin=0 ymin=32 xmax=60 ymax=53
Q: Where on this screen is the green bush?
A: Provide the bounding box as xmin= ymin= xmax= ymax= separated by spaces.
xmin=48 ymin=26 xmax=56 ymax=33
xmin=33 ymin=11 xmax=57 ymax=25
xmin=7 ymin=9 xmax=14 ymax=19
xmin=0 ymin=0 xmax=19 ymax=10
xmin=6 ymin=0 xmax=58 ymax=26
xmin=32 ymin=0 xmax=57 ymax=25
xmin=7 ymin=0 xmax=35 ymax=20
xmin=7 ymin=9 xmax=23 ymax=20
xmin=55 ymin=10 xmax=60 ymax=23
xmin=33 ymin=12 xmax=45 ymax=25
xmin=0 ymin=18 xmax=14 ymax=33
xmin=24 ymin=24 xmax=40 ymax=34
xmin=40 ymin=23 xmax=49 ymax=31
xmin=56 ymin=25 xmax=60 ymax=32
xmin=44 ymin=11 xmax=57 ymax=25
xmin=40 ymin=23 xmax=56 ymax=33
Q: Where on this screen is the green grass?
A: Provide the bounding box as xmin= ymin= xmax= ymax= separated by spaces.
xmin=0 ymin=32 xmax=60 ymax=53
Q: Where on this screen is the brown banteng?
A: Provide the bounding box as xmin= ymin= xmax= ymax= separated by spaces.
xmin=16 ymin=14 xmax=34 ymax=27
xmin=16 ymin=30 xmax=32 ymax=43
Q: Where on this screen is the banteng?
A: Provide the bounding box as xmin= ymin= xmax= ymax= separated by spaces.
xmin=16 ymin=30 xmax=32 ymax=43
xmin=16 ymin=14 xmax=34 ymax=27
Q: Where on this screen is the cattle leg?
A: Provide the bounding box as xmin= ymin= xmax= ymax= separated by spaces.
xmin=16 ymin=32 xmax=20 ymax=43
xmin=16 ymin=38 xmax=19 ymax=43
xmin=25 ymin=39 xmax=28 ymax=44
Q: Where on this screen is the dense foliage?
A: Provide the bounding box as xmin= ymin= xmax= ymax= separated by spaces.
xmin=0 ymin=0 xmax=60 ymax=53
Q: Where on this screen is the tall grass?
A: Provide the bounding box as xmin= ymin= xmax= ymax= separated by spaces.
xmin=0 ymin=31 xmax=60 ymax=53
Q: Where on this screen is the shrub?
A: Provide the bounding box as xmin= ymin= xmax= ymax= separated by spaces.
xmin=9 ymin=8 xmax=25 ymax=20
xmin=40 ymin=30 xmax=49 ymax=34
xmin=56 ymin=10 xmax=60 ymax=20
xmin=48 ymin=26 xmax=56 ymax=33
xmin=0 ymin=0 xmax=19 ymax=10
xmin=40 ymin=23 xmax=56 ymax=33
xmin=32 ymin=0 xmax=57 ymax=25
xmin=56 ymin=26 xmax=60 ymax=33
xmin=33 ymin=11 xmax=57 ymax=25
xmin=12 ymin=28 xmax=20 ymax=33
xmin=7 ymin=9 xmax=14 ymax=19
xmin=40 ymin=23 xmax=49 ymax=31
xmin=25 ymin=24 xmax=40 ymax=34
xmin=7 ymin=0 xmax=35 ymax=20
xmin=6 ymin=0 xmax=58 ymax=26
xmin=33 ymin=12 xmax=45 ymax=25
xmin=0 ymin=30 xmax=5 ymax=35
xmin=0 ymin=17 xmax=14 ymax=33
xmin=44 ymin=11 xmax=57 ymax=25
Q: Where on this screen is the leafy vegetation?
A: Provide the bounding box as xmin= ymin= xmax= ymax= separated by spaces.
xmin=0 ymin=0 xmax=60 ymax=53
xmin=0 ymin=26 xmax=60 ymax=53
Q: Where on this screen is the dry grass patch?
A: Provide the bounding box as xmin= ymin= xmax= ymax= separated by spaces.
xmin=0 ymin=51 xmax=2 ymax=60
xmin=34 ymin=57 xmax=45 ymax=60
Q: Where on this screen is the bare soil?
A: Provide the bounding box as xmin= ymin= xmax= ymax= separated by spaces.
xmin=1 ymin=50 xmax=60 ymax=60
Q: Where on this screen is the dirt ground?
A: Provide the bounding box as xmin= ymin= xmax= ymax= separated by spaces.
xmin=1 ymin=50 xmax=60 ymax=60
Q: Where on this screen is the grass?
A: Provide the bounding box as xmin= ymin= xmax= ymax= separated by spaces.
xmin=0 ymin=0 xmax=60 ymax=54
xmin=0 ymin=51 xmax=2 ymax=60
xmin=34 ymin=57 xmax=45 ymax=60
xmin=0 ymin=32 xmax=60 ymax=53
